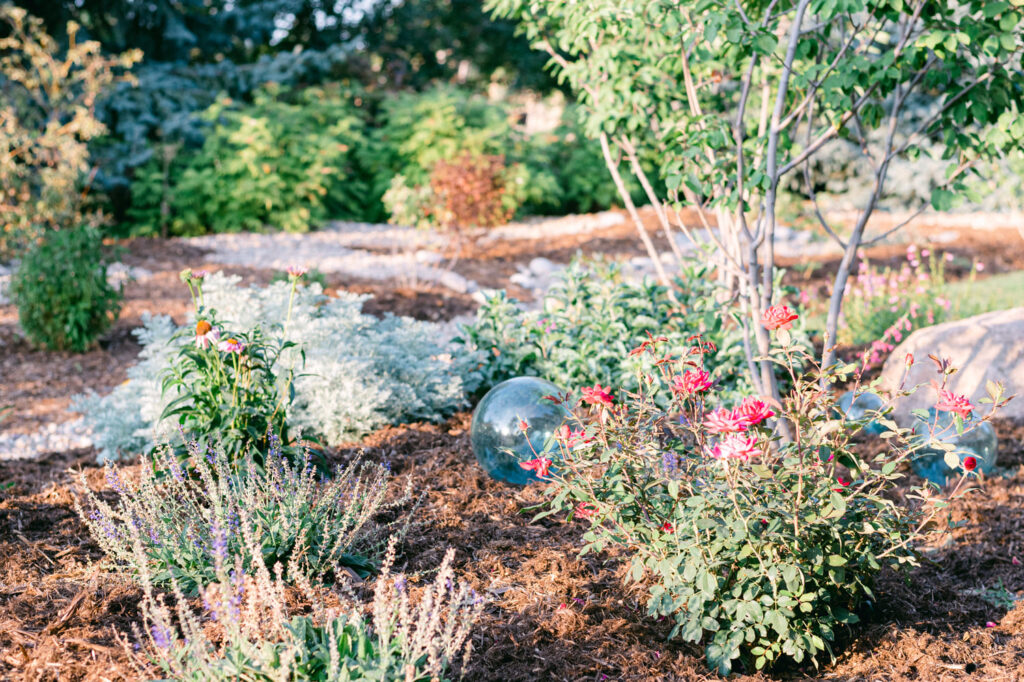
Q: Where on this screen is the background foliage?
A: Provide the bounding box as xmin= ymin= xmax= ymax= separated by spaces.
xmin=11 ymin=0 xmax=560 ymax=226
xmin=0 ymin=6 xmax=138 ymax=256
xmin=123 ymin=84 xmax=368 ymax=236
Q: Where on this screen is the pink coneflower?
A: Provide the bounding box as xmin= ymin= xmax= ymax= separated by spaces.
xmin=195 ymin=320 xmax=220 ymax=349
xmin=286 ymin=265 xmax=308 ymax=279
xmin=734 ymin=396 xmax=775 ymax=427
xmin=218 ymin=337 xmax=245 ymax=354
xmin=707 ymin=436 xmax=759 ymax=463
xmin=519 ymin=457 xmax=552 ymax=478
xmin=936 ymin=388 xmax=973 ymax=418
xmin=761 ymin=304 xmax=799 ymax=331
xmin=704 ymin=408 xmax=747 ymax=434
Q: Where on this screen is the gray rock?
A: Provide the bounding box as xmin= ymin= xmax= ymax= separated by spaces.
xmin=879 ymin=307 xmax=1024 ymax=423
xmin=528 ymin=257 xmax=558 ymax=276
xmin=0 ymin=417 xmax=94 ymax=460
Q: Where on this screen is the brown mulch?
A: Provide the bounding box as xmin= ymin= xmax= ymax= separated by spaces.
xmin=2 ymin=212 xmax=1024 ymax=679
xmin=2 ymin=414 xmax=1023 ymax=681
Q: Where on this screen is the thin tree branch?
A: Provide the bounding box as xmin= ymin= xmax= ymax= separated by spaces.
xmin=599 ymin=132 xmax=676 ymax=297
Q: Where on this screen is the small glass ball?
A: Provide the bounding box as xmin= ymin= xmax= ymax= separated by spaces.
xmin=836 ymin=390 xmax=887 ymax=436
xmin=911 ymin=407 xmax=998 ymax=485
xmin=471 ymin=377 xmax=571 ymax=485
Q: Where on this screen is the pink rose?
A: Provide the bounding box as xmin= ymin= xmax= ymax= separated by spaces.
xmin=761 ymin=305 xmax=799 ymax=331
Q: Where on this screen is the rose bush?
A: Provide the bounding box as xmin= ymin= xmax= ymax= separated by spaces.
xmin=526 ymin=310 xmax=1002 ymax=674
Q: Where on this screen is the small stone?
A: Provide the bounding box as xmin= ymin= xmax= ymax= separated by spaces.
xmin=529 ymin=257 xmax=558 ymax=276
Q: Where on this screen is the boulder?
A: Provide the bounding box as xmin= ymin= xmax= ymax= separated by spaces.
xmin=879 ymin=307 xmax=1024 ymax=423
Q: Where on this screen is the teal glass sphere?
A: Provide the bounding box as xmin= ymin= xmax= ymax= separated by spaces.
xmin=836 ymin=390 xmax=887 ymax=436
xmin=911 ymin=407 xmax=998 ymax=485
xmin=470 ymin=377 xmax=571 ymax=485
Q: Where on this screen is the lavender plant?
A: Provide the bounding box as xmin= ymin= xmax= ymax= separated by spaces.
xmin=75 ymin=437 xmax=410 ymax=594
xmin=130 ymin=537 xmax=483 ymax=681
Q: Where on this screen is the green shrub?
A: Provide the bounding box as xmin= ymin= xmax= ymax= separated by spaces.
xmin=361 ymin=87 xmax=512 ymax=217
xmin=382 ymin=174 xmax=441 ymax=230
xmin=457 ymin=257 xmax=752 ymax=402
xmin=514 ymin=106 xmax=639 ymax=215
xmin=125 ymin=84 xmax=368 ymax=236
xmin=11 ymin=226 xmax=124 ymax=352
xmin=530 ymin=334 xmax=990 ymax=674
xmin=75 ymin=436 xmax=406 ymax=594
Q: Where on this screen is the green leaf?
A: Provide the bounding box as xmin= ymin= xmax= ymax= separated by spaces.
xmin=943 ymin=450 xmax=962 ymax=470
xmin=705 ymin=639 xmax=737 ymax=676
xmin=827 ymin=491 xmax=847 ymax=517
xmin=931 ymin=187 xmax=955 ymax=211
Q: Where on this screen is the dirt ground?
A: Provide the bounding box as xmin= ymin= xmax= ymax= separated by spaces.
xmin=1 ymin=209 xmax=1023 ymax=680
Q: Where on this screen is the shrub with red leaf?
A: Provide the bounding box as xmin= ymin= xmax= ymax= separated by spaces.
xmin=428 ymin=152 xmax=515 ymax=231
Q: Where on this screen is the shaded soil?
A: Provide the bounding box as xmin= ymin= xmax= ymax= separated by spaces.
xmin=2 ymin=416 xmax=1023 ymax=681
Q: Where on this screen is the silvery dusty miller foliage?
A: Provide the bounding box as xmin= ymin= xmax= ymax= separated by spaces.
xmin=73 ymin=272 xmax=480 ymax=461
xmin=131 ymin=537 xmax=483 ymax=681
xmin=75 ymin=437 xmax=410 ymax=594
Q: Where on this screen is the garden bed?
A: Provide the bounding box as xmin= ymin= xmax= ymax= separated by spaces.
xmin=1 ymin=415 xmax=1022 ymax=681
xmin=1 ymin=211 xmax=1023 ymax=680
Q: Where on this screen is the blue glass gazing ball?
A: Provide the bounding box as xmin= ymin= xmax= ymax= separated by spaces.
xmin=911 ymin=407 xmax=998 ymax=485
xmin=470 ymin=377 xmax=571 ymax=485
xmin=836 ymin=390 xmax=887 ymax=436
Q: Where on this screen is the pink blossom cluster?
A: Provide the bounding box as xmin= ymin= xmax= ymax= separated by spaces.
xmin=845 ymin=245 xmax=974 ymax=369
xmin=703 ymin=397 xmax=775 ymax=434
xmin=703 ymin=397 xmax=774 ymax=463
